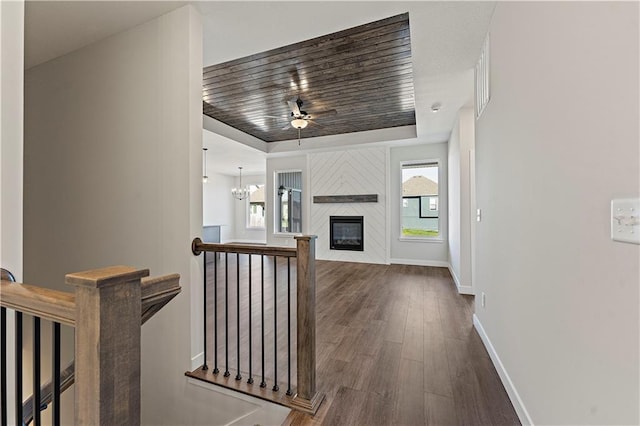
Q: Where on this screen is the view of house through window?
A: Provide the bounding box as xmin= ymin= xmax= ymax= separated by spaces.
xmin=247 ymin=184 xmax=265 ymax=228
xmin=402 ymin=161 xmax=439 ymax=237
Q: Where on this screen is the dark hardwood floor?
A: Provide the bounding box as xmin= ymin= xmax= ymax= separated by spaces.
xmin=199 ymin=257 xmax=520 ymax=425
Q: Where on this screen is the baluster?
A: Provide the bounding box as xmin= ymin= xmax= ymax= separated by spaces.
xmin=202 ymin=251 xmax=208 ymax=371
xmin=15 ymin=312 xmax=22 ymax=426
xmin=213 ymin=251 xmax=219 ymax=374
xmin=286 ymin=257 xmax=292 ymax=396
xmin=235 ymin=254 xmax=242 ymax=381
xmin=33 ymin=317 xmax=41 ymax=425
xmin=247 ymin=255 xmax=253 ymax=384
xmin=260 ymin=255 xmax=266 ymax=388
xmin=1 ymin=307 xmax=6 ymax=426
xmin=52 ymin=323 xmax=61 ymax=426
xmin=272 ymin=256 xmax=279 ymax=392
xmin=224 ymin=253 xmax=230 ymax=377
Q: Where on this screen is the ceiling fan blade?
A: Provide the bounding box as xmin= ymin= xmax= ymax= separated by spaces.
xmin=308 ymin=119 xmax=323 ymax=128
xmin=263 ymin=115 xmax=288 ymax=119
xmin=281 ymin=124 xmax=292 ymax=130
xmin=309 ymin=109 xmax=337 ymax=119
xmin=288 ymin=67 xmax=301 ymax=89
xmin=287 ymin=99 xmax=301 ymax=117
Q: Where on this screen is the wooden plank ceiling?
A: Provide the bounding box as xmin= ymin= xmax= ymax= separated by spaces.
xmin=202 ymin=13 xmax=416 ymax=143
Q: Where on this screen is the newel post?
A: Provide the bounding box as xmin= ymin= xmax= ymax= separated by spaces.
xmin=67 ymin=266 xmax=149 ymax=426
xmin=293 ymin=235 xmax=325 ymax=414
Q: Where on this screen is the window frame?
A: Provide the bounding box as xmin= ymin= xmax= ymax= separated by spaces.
xmin=246 ymin=183 xmax=266 ymax=230
xmin=273 ymin=169 xmax=303 ymax=236
xmin=400 ymin=159 xmax=442 ymax=241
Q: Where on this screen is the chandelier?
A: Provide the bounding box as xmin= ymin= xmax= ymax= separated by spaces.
xmin=231 ymin=167 xmax=250 ymax=200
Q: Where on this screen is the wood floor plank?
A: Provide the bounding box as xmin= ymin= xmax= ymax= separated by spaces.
xmin=394 ymin=358 xmax=426 ymax=425
xmin=365 ymin=341 xmax=403 ymax=400
xmin=425 ymin=392 xmax=457 ymax=425
xmin=320 ymin=386 xmax=367 ymax=426
xmin=424 ymin=323 xmax=454 ymax=398
xmin=383 ymin=299 xmax=408 ymax=343
xmin=445 ymin=336 xmax=494 ymax=425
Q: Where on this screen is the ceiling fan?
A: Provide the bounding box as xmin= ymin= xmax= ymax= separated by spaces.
xmin=283 ymin=97 xmax=337 ymax=130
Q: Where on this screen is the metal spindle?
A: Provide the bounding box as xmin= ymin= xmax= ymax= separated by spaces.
xmin=272 ymin=256 xmax=279 ymax=392
xmin=33 ymin=318 xmax=41 ymax=425
xmin=213 ymin=251 xmax=219 ymax=374
xmin=52 ymin=323 xmax=61 ymax=426
xmin=247 ymin=255 xmax=254 ymax=384
xmin=235 ymin=254 xmax=242 ymax=381
xmin=260 ymin=255 xmax=266 ymax=388
xmin=286 ymin=257 xmax=292 ymax=396
xmin=15 ymin=312 xmax=22 ymax=426
xmin=224 ymin=253 xmax=230 ymax=377
xmin=202 ymin=251 xmax=208 ymax=371
xmin=1 ymin=307 xmax=6 ymax=426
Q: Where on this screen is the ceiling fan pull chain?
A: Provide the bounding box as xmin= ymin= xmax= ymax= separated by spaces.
xmin=298 ymin=128 xmax=301 ymax=146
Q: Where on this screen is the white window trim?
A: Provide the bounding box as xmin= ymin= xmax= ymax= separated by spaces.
xmin=246 ymin=184 xmax=266 ymax=230
xmin=400 ymin=159 xmax=442 ymax=240
xmin=274 ymin=169 xmax=303 ymax=235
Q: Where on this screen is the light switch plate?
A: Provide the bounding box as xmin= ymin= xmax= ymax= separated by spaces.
xmin=611 ymin=198 xmax=640 ymax=244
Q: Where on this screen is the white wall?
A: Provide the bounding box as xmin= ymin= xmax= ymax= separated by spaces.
xmin=1 ymin=0 xmax=24 ymax=281
xmin=389 ymin=142 xmax=449 ymax=266
xmin=0 ymin=1 xmax=24 ymax=422
xmin=474 ymin=3 xmax=639 ymax=424
xmin=22 ymin=6 xmax=281 ymax=425
xmin=447 ymin=108 xmax=475 ymax=293
xmin=309 ymin=147 xmax=387 ymax=264
xmin=203 ymin=171 xmax=236 ymax=242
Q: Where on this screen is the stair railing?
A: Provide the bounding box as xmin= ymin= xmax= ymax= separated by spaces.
xmin=187 ymin=235 xmax=324 ymax=414
xmin=1 ymin=266 xmax=181 ymax=425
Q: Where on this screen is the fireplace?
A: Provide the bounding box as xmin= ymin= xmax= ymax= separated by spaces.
xmin=330 ymin=216 xmax=364 ymax=251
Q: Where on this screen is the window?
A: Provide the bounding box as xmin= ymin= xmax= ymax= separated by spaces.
xmin=275 ymin=171 xmax=302 ymax=233
xmin=401 ymin=161 xmax=439 ymax=238
xmin=247 ymin=184 xmax=265 ymax=229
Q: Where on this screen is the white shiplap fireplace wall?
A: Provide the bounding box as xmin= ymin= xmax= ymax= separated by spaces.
xmin=309 ymin=147 xmax=387 ymax=264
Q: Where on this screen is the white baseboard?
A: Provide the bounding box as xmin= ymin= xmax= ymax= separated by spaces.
xmin=389 ymin=258 xmax=449 ymax=267
xmin=191 ymin=351 xmax=204 ymax=371
xmin=447 ymin=264 xmax=475 ymax=295
xmin=473 ymin=314 xmax=534 ymax=426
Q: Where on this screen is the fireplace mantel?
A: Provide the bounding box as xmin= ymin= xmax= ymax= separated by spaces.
xmin=313 ymin=194 xmax=378 ymax=204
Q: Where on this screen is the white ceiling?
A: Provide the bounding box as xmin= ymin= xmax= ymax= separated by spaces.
xmin=24 ymin=1 xmax=495 ymax=176
xmin=203 ymin=129 xmax=266 ymax=177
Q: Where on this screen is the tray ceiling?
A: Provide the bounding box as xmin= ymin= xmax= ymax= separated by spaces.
xmin=202 ymin=13 xmax=415 ymax=143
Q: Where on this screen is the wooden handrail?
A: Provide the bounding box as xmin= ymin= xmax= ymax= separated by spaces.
xmin=0 ymin=281 xmax=75 ymax=326
xmin=191 ymin=237 xmax=297 ymax=258
xmin=1 ymin=273 xmax=181 ymax=327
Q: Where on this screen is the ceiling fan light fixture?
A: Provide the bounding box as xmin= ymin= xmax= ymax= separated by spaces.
xmin=291 ymin=118 xmax=308 ymax=129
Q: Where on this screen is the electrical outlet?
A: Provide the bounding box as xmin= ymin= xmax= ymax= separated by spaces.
xmin=476 ymin=208 xmax=482 ymax=222
xmin=481 ymin=292 xmax=486 ymax=308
